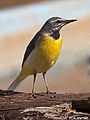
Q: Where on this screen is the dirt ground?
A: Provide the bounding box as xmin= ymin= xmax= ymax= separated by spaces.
xmin=0 ymin=89 xmax=90 ymax=119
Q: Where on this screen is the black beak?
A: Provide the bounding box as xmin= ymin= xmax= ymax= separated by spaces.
xmin=61 ymin=19 xmax=77 ymax=28
xmin=65 ymin=19 xmax=77 ymax=24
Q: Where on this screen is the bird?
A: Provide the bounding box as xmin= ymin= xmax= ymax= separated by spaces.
xmin=8 ymin=17 xmax=77 ymax=96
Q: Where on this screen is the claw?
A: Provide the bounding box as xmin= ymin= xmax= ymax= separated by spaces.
xmin=46 ymin=90 xmax=56 ymax=94
xmin=32 ymin=93 xmax=37 ymax=98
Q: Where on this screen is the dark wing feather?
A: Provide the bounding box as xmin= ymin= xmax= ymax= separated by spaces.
xmin=22 ymin=31 xmax=40 ymax=67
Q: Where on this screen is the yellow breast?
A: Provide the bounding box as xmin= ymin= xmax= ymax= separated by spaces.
xmin=35 ymin=35 xmax=62 ymax=72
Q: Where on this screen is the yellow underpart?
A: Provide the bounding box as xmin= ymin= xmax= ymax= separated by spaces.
xmin=20 ymin=35 xmax=62 ymax=78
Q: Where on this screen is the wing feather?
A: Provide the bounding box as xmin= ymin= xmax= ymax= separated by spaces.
xmin=22 ymin=32 xmax=40 ymax=67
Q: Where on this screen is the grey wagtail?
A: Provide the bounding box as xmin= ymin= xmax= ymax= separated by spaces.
xmin=8 ymin=17 xmax=77 ymax=95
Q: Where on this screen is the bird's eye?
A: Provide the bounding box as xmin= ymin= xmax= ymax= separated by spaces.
xmin=56 ymin=20 xmax=61 ymax=23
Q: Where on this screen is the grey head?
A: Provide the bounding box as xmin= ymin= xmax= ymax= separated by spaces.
xmin=40 ymin=17 xmax=77 ymax=39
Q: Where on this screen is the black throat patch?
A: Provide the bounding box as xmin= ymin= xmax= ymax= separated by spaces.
xmin=50 ymin=31 xmax=60 ymax=40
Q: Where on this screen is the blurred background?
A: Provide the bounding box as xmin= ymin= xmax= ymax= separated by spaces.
xmin=0 ymin=0 xmax=90 ymax=93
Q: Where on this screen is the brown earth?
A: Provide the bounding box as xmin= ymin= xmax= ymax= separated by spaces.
xmin=0 ymin=89 xmax=90 ymax=120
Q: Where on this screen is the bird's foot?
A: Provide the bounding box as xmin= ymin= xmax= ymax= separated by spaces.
xmin=32 ymin=93 xmax=37 ymax=98
xmin=46 ymin=90 xmax=56 ymax=94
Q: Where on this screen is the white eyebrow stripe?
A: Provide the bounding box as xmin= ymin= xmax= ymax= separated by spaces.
xmin=50 ymin=19 xmax=60 ymax=23
xmin=50 ymin=19 xmax=64 ymax=23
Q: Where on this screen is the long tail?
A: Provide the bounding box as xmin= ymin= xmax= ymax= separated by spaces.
xmin=7 ymin=76 xmax=23 ymax=90
xmin=7 ymin=68 xmax=28 ymax=90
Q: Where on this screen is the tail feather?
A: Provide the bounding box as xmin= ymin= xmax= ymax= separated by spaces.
xmin=8 ymin=77 xmax=21 ymax=90
xmin=8 ymin=64 xmax=32 ymax=90
xmin=7 ymin=72 xmax=26 ymax=91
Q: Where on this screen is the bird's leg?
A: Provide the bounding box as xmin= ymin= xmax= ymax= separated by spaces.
xmin=43 ymin=72 xmax=50 ymax=94
xmin=32 ymin=72 xmax=37 ymax=98
xmin=43 ymin=72 xmax=56 ymax=94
